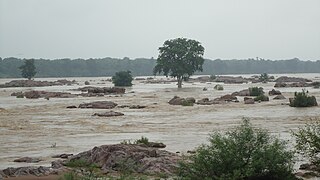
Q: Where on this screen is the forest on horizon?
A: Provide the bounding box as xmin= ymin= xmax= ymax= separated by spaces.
xmin=1 ymin=57 xmax=320 ymax=78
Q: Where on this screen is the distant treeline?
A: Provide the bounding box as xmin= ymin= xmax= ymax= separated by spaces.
xmin=1 ymin=57 xmax=320 ymax=78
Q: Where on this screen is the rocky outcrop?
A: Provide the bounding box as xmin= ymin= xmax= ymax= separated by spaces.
xmin=217 ymin=94 xmax=238 ymax=102
xmin=93 ymin=111 xmax=124 ymax=117
xmin=168 ymin=96 xmax=195 ymax=105
xmin=275 ymin=76 xmax=312 ymax=83
xmin=76 ymin=86 xmax=125 ymax=94
xmin=274 ymin=82 xmax=308 ymax=88
xmin=11 ymin=91 xmax=77 ymax=99
xmin=196 ymin=98 xmax=222 ymax=105
xmin=232 ymin=89 xmax=250 ymax=96
xmin=244 ymin=97 xmax=255 ymax=104
xmin=0 ymin=79 xmax=76 ymax=88
xmin=52 ymin=153 xmax=73 ymax=159
xmin=268 ymin=89 xmax=282 ymax=96
xmin=0 ymin=166 xmax=53 ymax=178
xmin=214 ymin=76 xmax=248 ymax=84
xmin=13 ymin=157 xmax=42 ymax=163
xmin=62 ymin=144 xmax=181 ymax=175
xmin=273 ymin=95 xmax=286 ymax=100
xmin=118 ymin=105 xmax=147 ymax=109
xmin=79 ymin=101 xmax=117 ymax=109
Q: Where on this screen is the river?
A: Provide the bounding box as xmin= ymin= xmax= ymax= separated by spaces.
xmin=0 ymin=73 xmax=320 ymax=170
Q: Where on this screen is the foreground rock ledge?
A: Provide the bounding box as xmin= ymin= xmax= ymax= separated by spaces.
xmin=0 ymin=144 xmax=181 ymax=178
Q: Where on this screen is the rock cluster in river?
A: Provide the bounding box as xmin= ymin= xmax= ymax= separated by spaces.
xmin=0 ymin=79 xmax=76 ymax=88
xmin=79 ymin=101 xmax=118 ymax=109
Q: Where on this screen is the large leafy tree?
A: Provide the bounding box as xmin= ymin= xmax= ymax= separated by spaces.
xmin=153 ymin=38 xmax=205 ymax=88
xmin=19 ymin=59 xmax=37 ymax=80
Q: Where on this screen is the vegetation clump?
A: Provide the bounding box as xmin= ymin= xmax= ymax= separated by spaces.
xmin=214 ymin=84 xmax=224 ymax=90
xmin=259 ymin=73 xmax=270 ymax=83
xmin=254 ymin=94 xmax=269 ymax=101
xmin=249 ymin=87 xmax=264 ymax=96
xmin=19 ymin=59 xmax=36 ymax=80
xmin=112 ymin=71 xmax=133 ymax=87
xmin=290 ymin=89 xmax=318 ymax=107
xmin=293 ymin=120 xmax=320 ymax=166
xmin=177 ymin=118 xmax=296 ymax=180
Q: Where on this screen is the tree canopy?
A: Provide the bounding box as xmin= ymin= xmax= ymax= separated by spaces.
xmin=153 ymin=38 xmax=205 ymax=88
xmin=19 ymin=59 xmax=37 ymax=80
xmin=112 ymin=71 xmax=133 ymax=87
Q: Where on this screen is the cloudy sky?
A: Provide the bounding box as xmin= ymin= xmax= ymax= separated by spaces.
xmin=0 ymin=0 xmax=319 ymax=60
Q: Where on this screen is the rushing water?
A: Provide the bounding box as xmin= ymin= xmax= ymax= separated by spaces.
xmin=0 ymin=74 xmax=320 ymax=169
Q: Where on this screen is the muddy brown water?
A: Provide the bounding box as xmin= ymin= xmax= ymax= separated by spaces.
xmin=0 ymin=74 xmax=320 ymax=170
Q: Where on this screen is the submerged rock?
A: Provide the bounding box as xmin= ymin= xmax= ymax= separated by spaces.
xmin=268 ymin=89 xmax=282 ymax=96
xmin=273 ymin=95 xmax=286 ymax=100
xmin=0 ymin=79 xmax=76 ymax=88
xmin=93 ymin=111 xmax=124 ymax=117
xmin=13 ymin=157 xmax=41 ymax=163
xmin=79 ymin=101 xmax=117 ymax=109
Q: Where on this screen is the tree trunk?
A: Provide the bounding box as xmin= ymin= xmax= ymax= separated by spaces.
xmin=177 ymin=77 xmax=182 ymax=88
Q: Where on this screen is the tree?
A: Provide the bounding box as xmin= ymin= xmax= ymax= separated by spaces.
xmin=259 ymin=73 xmax=269 ymax=83
xmin=290 ymin=89 xmax=318 ymax=107
xmin=112 ymin=71 xmax=133 ymax=86
xmin=19 ymin=59 xmax=36 ymax=80
xmin=153 ymin=38 xmax=205 ymax=88
xmin=177 ymin=118 xmax=296 ymax=180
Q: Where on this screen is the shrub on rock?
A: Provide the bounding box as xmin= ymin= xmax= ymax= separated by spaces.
xmin=289 ymin=89 xmax=318 ymax=107
xmin=112 ymin=71 xmax=133 ymax=87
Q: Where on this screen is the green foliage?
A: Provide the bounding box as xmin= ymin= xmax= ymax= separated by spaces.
xmin=259 ymin=73 xmax=269 ymax=83
xmin=65 ymin=159 xmax=92 ymax=168
xmin=293 ymin=120 xmax=320 ymax=166
xmin=112 ymin=71 xmax=133 ymax=87
xmin=254 ymin=94 xmax=269 ymax=101
xmin=290 ymin=89 xmax=318 ymax=107
xmin=181 ymin=100 xmax=194 ymax=106
xmin=134 ymin=136 xmax=149 ymax=145
xmin=177 ymin=118 xmax=296 ymax=180
xmin=249 ymin=87 xmax=264 ymax=96
xmin=19 ymin=59 xmax=36 ymax=80
xmin=153 ymin=38 xmax=205 ymax=88
xmin=210 ymin=75 xmax=217 ymax=80
xmin=214 ymin=84 xmax=224 ymax=90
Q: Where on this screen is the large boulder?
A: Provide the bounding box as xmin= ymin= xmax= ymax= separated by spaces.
xmin=244 ymin=98 xmax=255 ymax=104
xmin=273 ymin=95 xmax=286 ymax=100
xmin=214 ymin=76 xmax=248 ymax=84
xmin=77 ymin=87 xmax=125 ymax=94
xmin=0 ymin=79 xmax=76 ymax=88
xmin=168 ymin=96 xmax=195 ymax=105
xmin=218 ymin=94 xmax=238 ymax=102
xmin=197 ymin=98 xmax=222 ymax=105
xmin=0 ymin=166 xmax=52 ymax=178
xmin=79 ymin=101 xmax=117 ymax=109
xmin=268 ymin=89 xmax=282 ymax=96
xmin=62 ymin=144 xmax=181 ymax=175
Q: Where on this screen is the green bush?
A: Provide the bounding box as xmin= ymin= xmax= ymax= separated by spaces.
xmin=293 ymin=120 xmax=320 ymax=166
xmin=177 ymin=118 xmax=296 ymax=180
xmin=210 ymin=75 xmax=217 ymax=80
xmin=112 ymin=71 xmax=133 ymax=87
xmin=181 ymin=100 xmax=194 ymax=106
xmin=259 ymin=73 xmax=269 ymax=83
xmin=249 ymin=87 xmax=264 ymax=96
xmin=254 ymin=94 xmax=269 ymax=101
xmin=134 ymin=136 xmax=149 ymax=145
xmin=290 ymin=89 xmax=318 ymax=107
xmin=214 ymin=84 xmax=224 ymax=90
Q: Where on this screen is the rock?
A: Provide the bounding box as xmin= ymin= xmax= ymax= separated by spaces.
xmin=244 ymin=98 xmax=255 ymax=104
xmin=232 ymin=89 xmax=250 ymax=96
xmin=129 ymin=105 xmax=147 ymax=109
xmin=66 ymin=105 xmax=77 ymax=109
xmin=93 ymin=111 xmax=124 ymax=117
xmin=214 ymin=76 xmax=248 ymax=84
xmin=147 ymin=142 xmax=166 ymax=148
xmin=168 ymin=96 xmax=185 ymax=105
xmin=197 ymin=98 xmax=221 ymax=105
xmin=218 ymin=94 xmax=238 ymax=102
xmin=63 ymin=144 xmax=181 ymax=175
xmin=52 ymin=153 xmax=73 ymax=159
xmin=84 ymin=81 xmax=90 ymax=85
xmin=0 ymin=79 xmax=77 ymax=88
xmin=13 ymin=157 xmax=41 ymax=163
xmin=0 ymin=166 xmax=51 ymax=177
xmin=135 ymin=77 xmax=146 ymax=81
xmin=12 ymin=90 xmax=78 ymax=99
xmin=275 ymin=76 xmax=312 ymax=83
xmin=203 ymin=87 xmax=208 ymax=91
xmin=268 ymin=89 xmax=282 ymax=95
xmin=273 ymin=95 xmax=286 ymax=100
xmin=79 ymin=101 xmax=117 ymax=109
xmin=274 ymin=82 xmax=308 ymax=88
xmin=51 ymin=160 xmax=64 ymax=169
xmin=76 ymin=86 xmax=125 ymax=94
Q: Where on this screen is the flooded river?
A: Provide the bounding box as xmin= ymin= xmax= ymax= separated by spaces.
xmin=0 ymin=74 xmax=320 ymax=169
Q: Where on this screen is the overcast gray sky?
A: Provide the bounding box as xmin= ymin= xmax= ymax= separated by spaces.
xmin=0 ymin=0 xmax=319 ymax=60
